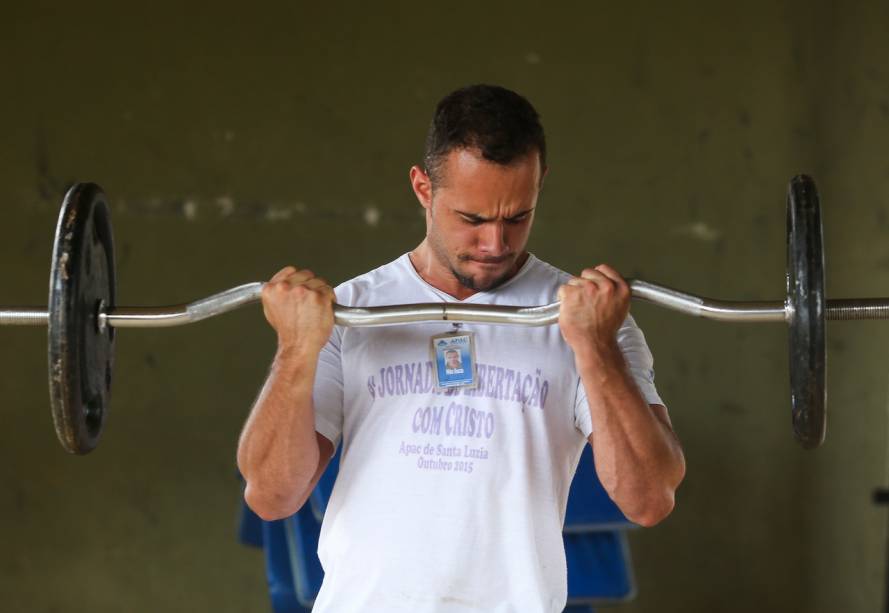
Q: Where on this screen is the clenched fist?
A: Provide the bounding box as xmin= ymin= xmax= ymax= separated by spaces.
xmin=557 ymin=264 xmax=630 ymax=355
xmin=261 ymin=266 xmax=335 ymax=356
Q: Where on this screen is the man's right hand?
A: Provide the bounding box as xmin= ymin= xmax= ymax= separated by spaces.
xmin=261 ymin=266 xmax=335 ymax=356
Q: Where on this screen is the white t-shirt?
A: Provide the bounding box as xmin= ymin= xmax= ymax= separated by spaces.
xmin=311 ymin=253 xmax=664 ymax=613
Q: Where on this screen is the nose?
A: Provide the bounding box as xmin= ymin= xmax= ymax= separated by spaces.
xmin=477 ymin=222 xmax=508 ymax=256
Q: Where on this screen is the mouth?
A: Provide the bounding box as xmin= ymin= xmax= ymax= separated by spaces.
xmin=464 ymin=255 xmax=512 ymax=266
xmin=449 ymin=256 xmax=516 ymax=292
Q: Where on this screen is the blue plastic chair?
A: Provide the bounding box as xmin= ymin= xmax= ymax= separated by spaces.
xmin=565 ymin=531 xmax=636 ymax=606
xmin=236 ymin=484 xmax=309 ymax=612
xmin=285 ymin=508 xmax=324 ymax=608
xmin=564 ymin=447 xmax=633 ymax=532
xmin=263 ymin=518 xmax=311 ymax=613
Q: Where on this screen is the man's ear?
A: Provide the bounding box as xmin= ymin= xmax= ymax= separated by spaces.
xmin=410 ymin=165 xmax=433 ymax=211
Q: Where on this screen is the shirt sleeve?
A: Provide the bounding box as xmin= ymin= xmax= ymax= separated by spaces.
xmin=313 ymin=324 xmax=345 ymax=449
xmin=574 ymin=314 xmax=665 ymax=437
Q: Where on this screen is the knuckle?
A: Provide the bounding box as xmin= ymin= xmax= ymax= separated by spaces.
xmin=276 ymin=266 xmax=297 ymax=279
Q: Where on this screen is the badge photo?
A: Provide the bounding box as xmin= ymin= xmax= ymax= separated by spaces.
xmin=430 ymin=331 xmax=477 ymax=390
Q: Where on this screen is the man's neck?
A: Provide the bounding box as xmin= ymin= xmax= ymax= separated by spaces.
xmin=408 ymin=241 xmax=528 ymax=301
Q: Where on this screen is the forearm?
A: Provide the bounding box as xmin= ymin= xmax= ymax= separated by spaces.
xmin=237 ymin=348 xmax=321 ymax=518
xmin=578 ymin=342 xmax=685 ymax=526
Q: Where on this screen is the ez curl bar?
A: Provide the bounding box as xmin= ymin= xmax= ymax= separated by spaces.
xmin=2 ymin=177 xmax=887 ymax=455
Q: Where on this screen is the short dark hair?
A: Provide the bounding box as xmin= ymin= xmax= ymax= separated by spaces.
xmin=423 ymin=84 xmax=546 ymax=187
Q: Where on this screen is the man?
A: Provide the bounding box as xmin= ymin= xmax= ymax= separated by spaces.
xmin=444 ymin=349 xmax=463 ymax=373
xmin=237 ymin=84 xmax=685 ymax=612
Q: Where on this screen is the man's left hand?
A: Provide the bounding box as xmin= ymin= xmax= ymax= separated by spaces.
xmin=557 ymin=264 xmax=631 ymax=355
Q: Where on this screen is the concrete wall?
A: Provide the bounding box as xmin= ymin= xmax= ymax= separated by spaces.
xmin=1 ymin=2 xmax=887 ymax=611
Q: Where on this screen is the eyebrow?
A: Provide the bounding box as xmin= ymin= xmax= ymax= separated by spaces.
xmin=455 ymin=208 xmax=535 ymax=222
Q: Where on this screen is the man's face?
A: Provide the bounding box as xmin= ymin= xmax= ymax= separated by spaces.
xmin=445 ymin=351 xmax=461 ymax=369
xmin=419 ymin=148 xmax=543 ymax=292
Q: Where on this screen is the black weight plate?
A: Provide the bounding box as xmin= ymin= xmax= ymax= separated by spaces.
xmin=786 ymin=174 xmax=826 ymax=449
xmin=48 ymin=183 xmax=116 ymax=454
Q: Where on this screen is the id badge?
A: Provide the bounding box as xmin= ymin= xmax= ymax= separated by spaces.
xmin=430 ymin=327 xmax=478 ymax=390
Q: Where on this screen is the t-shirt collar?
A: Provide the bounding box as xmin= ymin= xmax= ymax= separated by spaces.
xmin=400 ymin=252 xmax=537 ymax=303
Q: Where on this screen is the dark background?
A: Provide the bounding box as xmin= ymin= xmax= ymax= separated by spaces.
xmin=2 ymin=1 xmax=888 ymax=611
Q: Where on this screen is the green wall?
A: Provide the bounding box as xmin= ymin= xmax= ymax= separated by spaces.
xmin=1 ymin=2 xmax=888 ymax=611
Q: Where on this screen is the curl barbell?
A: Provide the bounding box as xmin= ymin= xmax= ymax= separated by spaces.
xmin=2 ymin=176 xmax=888 ymax=454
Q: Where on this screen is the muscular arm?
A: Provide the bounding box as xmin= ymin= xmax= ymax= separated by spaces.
xmin=576 ymin=343 xmax=685 ymax=527
xmin=237 ymin=350 xmax=335 ymax=521
xmin=560 ymin=264 xmax=685 ymax=527
xmin=236 ymin=266 xmax=337 ymax=521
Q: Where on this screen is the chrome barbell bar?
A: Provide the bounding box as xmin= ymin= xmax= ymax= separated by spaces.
xmin=4 ymin=279 xmax=889 ymax=329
